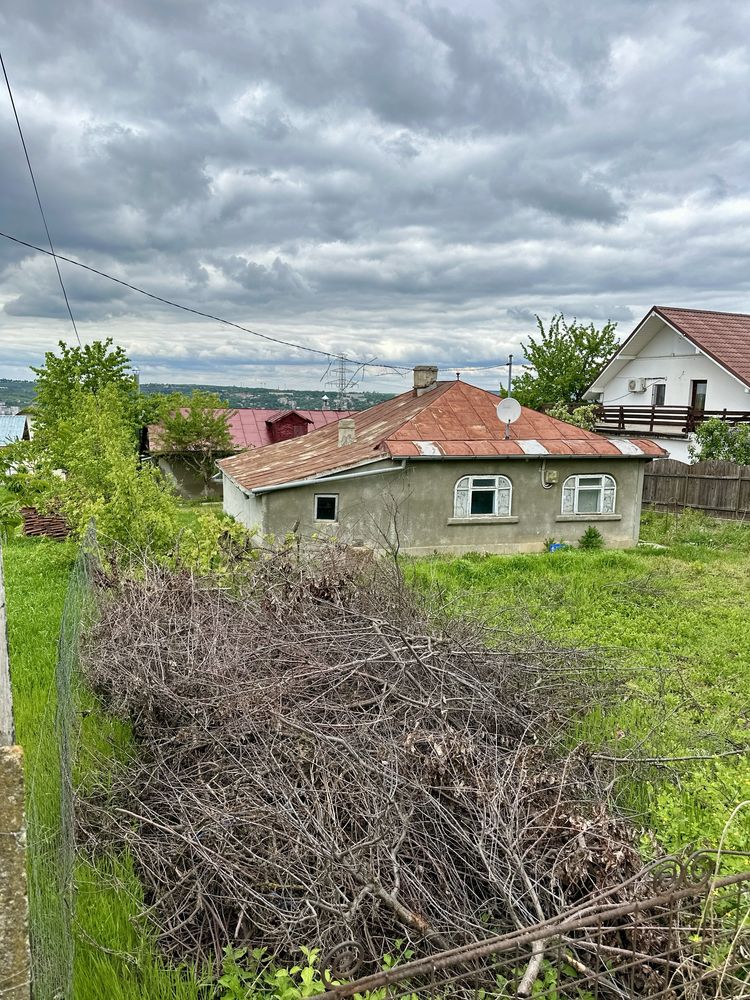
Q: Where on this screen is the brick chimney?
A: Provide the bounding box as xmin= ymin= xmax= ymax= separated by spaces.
xmin=413 ymin=365 xmax=439 ymax=396
xmin=338 ymin=417 xmax=356 ymax=447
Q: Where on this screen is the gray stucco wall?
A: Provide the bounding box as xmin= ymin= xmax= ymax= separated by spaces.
xmin=229 ymin=458 xmax=648 ymax=555
xmin=223 ymin=474 xmax=266 ymax=532
xmin=157 ymin=456 xmax=223 ymax=500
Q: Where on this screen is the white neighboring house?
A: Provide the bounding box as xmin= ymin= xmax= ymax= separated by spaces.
xmin=585 ymin=306 xmax=750 ymax=461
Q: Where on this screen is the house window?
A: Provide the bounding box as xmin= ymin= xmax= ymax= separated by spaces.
xmin=652 ymin=383 xmax=666 ymax=406
xmin=314 ymin=494 xmax=338 ymax=521
xmin=454 ymin=475 xmax=512 ymax=517
xmin=561 ymin=475 xmax=616 ymax=515
xmin=690 ymin=380 xmax=707 ymax=413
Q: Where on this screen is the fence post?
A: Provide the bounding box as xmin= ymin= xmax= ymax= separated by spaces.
xmin=735 ymin=464 xmax=743 ymax=515
xmin=0 ymin=545 xmax=31 ymax=1000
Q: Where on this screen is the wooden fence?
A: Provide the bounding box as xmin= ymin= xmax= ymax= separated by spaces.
xmin=643 ymin=459 xmax=750 ymax=519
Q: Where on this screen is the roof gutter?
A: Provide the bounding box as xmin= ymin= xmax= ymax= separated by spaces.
xmin=250 ymin=460 xmax=407 ymax=496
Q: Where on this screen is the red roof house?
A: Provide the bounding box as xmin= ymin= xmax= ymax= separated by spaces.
xmin=148 ymin=407 xmax=353 ymax=453
xmin=220 ymin=367 xmax=663 ymax=555
xmin=587 ymin=306 xmax=750 ymax=461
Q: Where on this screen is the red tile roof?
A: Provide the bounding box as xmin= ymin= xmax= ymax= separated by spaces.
xmin=149 ymin=407 xmax=353 ymax=452
xmin=220 ymin=380 xmax=665 ymax=492
xmin=654 ymin=307 xmax=750 ymax=387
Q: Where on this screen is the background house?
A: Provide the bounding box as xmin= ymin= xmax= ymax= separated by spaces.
xmin=0 ymin=415 xmax=30 ymax=446
xmin=586 ymin=307 xmax=750 ymax=460
xmin=220 ymin=367 xmax=664 ymax=555
xmin=147 ymin=406 xmax=352 ymax=498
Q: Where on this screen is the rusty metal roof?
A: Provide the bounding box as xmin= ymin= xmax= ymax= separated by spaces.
xmin=654 ymin=306 xmax=750 ymax=387
xmin=220 ymin=381 xmax=665 ymax=492
xmin=149 ymin=407 xmax=352 ymax=452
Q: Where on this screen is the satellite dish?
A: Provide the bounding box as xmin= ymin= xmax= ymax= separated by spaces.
xmin=496 ymin=397 xmax=522 ymax=424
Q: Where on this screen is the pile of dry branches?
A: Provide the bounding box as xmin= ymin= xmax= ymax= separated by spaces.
xmin=78 ymin=548 xmax=650 ymax=967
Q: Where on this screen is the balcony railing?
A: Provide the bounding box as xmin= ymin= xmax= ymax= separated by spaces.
xmin=595 ymin=404 xmax=750 ymax=434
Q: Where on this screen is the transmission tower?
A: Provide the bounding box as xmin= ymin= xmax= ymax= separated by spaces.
xmin=323 ymin=354 xmax=360 ymax=410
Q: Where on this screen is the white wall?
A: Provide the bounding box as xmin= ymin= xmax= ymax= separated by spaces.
xmin=223 ymin=475 xmax=265 ymax=531
xmin=599 ymin=323 xmax=750 ymax=410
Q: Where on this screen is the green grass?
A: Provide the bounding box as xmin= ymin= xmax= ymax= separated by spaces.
xmin=3 ymin=532 xmax=202 ymax=999
xmin=6 ymin=510 xmax=749 ymax=994
xmin=409 ymin=510 xmax=750 ymax=853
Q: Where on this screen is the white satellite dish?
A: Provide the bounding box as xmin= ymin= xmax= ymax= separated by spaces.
xmin=496 ymin=397 xmax=522 ymax=424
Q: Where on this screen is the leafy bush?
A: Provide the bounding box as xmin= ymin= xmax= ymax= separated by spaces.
xmin=0 ymin=494 xmax=22 ymax=542
xmin=578 ymin=526 xmax=604 ymax=550
xmin=213 ymin=945 xmax=328 ymax=1000
xmin=172 ymin=512 xmax=259 ymax=574
xmin=688 ymin=417 xmax=750 ymax=464
xmin=547 ymin=400 xmax=599 ymax=431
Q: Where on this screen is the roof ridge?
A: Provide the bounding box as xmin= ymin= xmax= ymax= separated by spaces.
xmin=656 ymin=305 xmax=750 ymax=320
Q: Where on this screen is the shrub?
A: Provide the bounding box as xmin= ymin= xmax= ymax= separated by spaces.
xmin=688 ymin=417 xmax=750 ymax=464
xmin=547 ymin=400 xmax=599 ymax=431
xmin=0 ymin=494 xmax=22 ymax=543
xmin=578 ymin=526 xmax=604 ymax=550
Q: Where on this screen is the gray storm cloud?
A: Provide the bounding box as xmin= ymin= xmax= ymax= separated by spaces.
xmin=0 ymin=0 xmax=748 ymax=390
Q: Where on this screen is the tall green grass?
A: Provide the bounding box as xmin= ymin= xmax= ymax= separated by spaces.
xmin=4 ymin=533 xmax=203 ymax=998
xmin=409 ymin=511 xmax=750 ymax=852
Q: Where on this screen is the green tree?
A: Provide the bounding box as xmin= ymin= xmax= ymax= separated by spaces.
xmin=689 ymin=418 xmax=750 ymax=464
xmin=51 ymin=385 xmax=179 ymax=549
xmin=156 ymin=390 xmax=235 ymax=488
xmin=510 ymin=315 xmax=619 ymax=410
xmin=31 ymin=338 xmax=150 ymax=445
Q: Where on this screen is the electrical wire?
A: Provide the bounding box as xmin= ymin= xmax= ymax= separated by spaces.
xmin=0 ymin=49 xmax=81 ymax=345
xmin=0 ymin=229 xmax=413 ymax=373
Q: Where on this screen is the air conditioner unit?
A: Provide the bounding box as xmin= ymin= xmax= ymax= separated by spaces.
xmin=627 ymin=378 xmax=647 ymax=393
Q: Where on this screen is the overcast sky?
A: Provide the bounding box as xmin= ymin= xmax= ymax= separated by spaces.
xmin=0 ymin=0 xmax=748 ymax=393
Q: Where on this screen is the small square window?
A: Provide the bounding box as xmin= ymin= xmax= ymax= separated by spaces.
xmin=652 ymin=383 xmax=666 ymax=406
xmin=314 ymin=494 xmax=338 ymax=521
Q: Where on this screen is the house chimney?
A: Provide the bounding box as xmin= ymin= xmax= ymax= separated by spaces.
xmin=413 ymin=365 xmax=439 ymax=395
xmin=338 ymin=417 xmax=356 ymax=446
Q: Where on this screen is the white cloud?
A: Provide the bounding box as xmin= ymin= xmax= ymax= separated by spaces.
xmin=0 ymin=0 xmax=748 ymax=392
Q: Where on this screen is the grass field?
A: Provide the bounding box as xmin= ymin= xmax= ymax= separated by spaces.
xmin=3 ymin=533 xmax=203 ymax=999
xmin=409 ymin=509 xmax=750 ymax=853
xmin=4 ymin=508 xmax=749 ymax=994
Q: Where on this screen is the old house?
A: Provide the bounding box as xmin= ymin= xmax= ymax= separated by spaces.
xmin=585 ymin=307 xmax=750 ymax=460
xmin=220 ymin=367 xmax=665 ymax=554
xmin=147 ymin=406 xmax=353 ymax=498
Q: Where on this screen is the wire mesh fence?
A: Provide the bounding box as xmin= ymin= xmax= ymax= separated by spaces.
xmin=26 ymin=523 xmax=96 ymax=1000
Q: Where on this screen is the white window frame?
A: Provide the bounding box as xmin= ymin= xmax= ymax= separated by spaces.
xmin=453 ymin=475 xmax=512 ymax=518
xmin=314 ymin=493 xmax=339 ymax=522
xmin=561 ymin=474 xmax=616 ymax=516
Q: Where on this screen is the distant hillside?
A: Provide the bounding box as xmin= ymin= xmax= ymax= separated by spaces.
xmin=0 ymin=379 xmax=393 ymax=412
xmin=0 ymin=380 xmax=36 ymax=408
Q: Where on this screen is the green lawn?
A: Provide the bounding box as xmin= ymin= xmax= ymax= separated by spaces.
xmin=5 ymin=510 xmax=749 ymax=995
xmin=409 ymin=510 xmax=750 ymax=853
xmin=3 ymin=533 xmax=202 ymax=999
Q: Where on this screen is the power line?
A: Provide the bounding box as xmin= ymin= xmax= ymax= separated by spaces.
xmin=0 ymin=49 xmax=81 ymax=346
xmin=0 ymin=228 xmax=526 ymax=380
xmin=0 ymin=229 xmax=412 ymax=373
